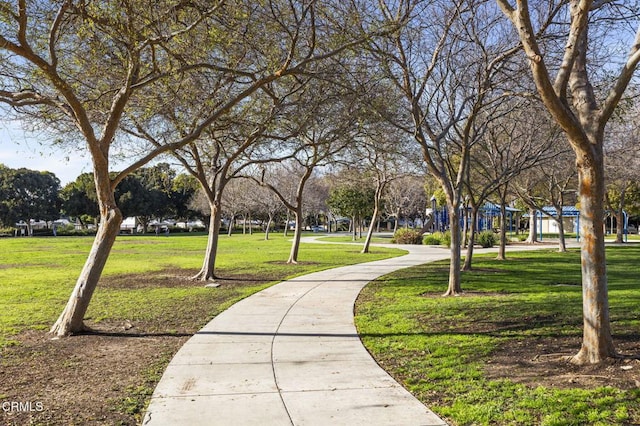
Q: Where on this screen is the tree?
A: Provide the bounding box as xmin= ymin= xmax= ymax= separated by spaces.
xmin=60 ymin=173 xmax=99 ymax=227
xmin=251 ymin=76 xmax=362 ymax=263
xmin=541 ymin=152 xmax=578 ymax=252
xmin=61 ymin=165 xmax=193 ymax=232
xmin=302 ymin=176 xmax=330 ymax=233
xmin=468 ymin=100 xmax=561 ymax=262
xmin=0 ymin=1 xmax=377 ymax=335
xmin=259 ymin=162 xmax=341 ymax=264
xmin=126 ymin=163 xmax=179 ymax=232
xmin=252 ymin=183 xmax=287 ymax=240
xmin=327 ymin=183 xmax=375 ymax=240
xmin=347 ymin=127 xmax=409 ymax=253
xmin=0 ymin=164 xmax=60 ymax=231
xmin=223 ymin=177 xmax=259 ymax=236
xmin=0 ymin=1 xmax=237 ymax=336
xmin=124 ymin=0 xmax=388 ymax=280
xmin=384 ymin=176 xmax=428 ymax=233
xmin=166 ymin=99 xmax=287 ymax=279
xmin=497 ymin=0 xmax=640 ymax=363
xmin=513 ymin=168 xmax=545 ymax=244
xmin=373 ymin=0 xmax=521 ymax=295
xmin=604 ymin=100 xmax=640 ymax=242
xmin=169 ymin=173 xmax=200 ymax=222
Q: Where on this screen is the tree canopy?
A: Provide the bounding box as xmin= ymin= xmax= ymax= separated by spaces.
xmin=0 ymin=164 xmax=60 ymax=227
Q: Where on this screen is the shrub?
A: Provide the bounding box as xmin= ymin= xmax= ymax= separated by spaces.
xmin=391 ymin=228 xmax=423 ymax=245
xmin=0 ymin=227 xmax=14 ymax=237
xmin=477 ymin=230 xmax=497 ymax=248
xmin=440 ymin=231 xmax=451 ymax=247
xmin=424 ymin=231 xmax=451 ymax=247
xmin=56 ymin=225 xmax=97 ymax=237
xmin=423 ymin=234 xmax=441 ymax=245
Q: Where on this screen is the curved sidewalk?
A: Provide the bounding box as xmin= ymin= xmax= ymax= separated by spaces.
xmin=143 ymin=243 xmax=452 ymax=425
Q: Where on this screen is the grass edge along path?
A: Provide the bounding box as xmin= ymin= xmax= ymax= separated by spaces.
xmin=355 ymin=246 xmax=640 ymax=426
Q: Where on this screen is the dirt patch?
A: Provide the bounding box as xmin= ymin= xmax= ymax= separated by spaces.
xmin=99 ymin=268 xmax=285 ymax=290
xmin=0 ymin=327 xmax=186 ymax=425
xmin=266 ymin=260 xmax=320 ymax=266
xmin=415 ymin=291 xmax=640 ymax=391
xmin=418 ymin=291 xmax=640 ymax=390
xmin=100 ymin=268 xmax=200 ymax=290
xmin=486 ymin=335 xmax=640 ymax=390
xmin=0 ymin=269 xmax=276 ymax=426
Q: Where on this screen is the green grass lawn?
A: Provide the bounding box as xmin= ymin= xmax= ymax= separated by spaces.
xmin=605 ymin=234 xmax=640 ymax=242
xmin=355 ymin=246 xmax=640 ymax=426
xmin=0 ymin=233 xmax=404 ymax=347
xmin=317 ymin=234 xmax=394 ymax=244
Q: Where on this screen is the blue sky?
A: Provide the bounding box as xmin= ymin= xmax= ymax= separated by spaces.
xmin=1 ymin=118 xmax=179 ymax=186
xmin=0 ymin=119 xmax=93 ymax=185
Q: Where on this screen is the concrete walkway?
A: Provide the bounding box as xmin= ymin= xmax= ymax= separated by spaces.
xmin=143 ymin=240 xmax=553 ymax=425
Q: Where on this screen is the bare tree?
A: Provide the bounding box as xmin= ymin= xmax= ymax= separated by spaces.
xmin=344 ymin=125 xmax=409 ymax=253
xmin=497 ymin=0 xmax=640 ymax=363
xmin=604 ymin=100 xmax=640 ymax=242
xmin=514 ymin=169 xmax=545 ymax=244
xmin=171 ymin=97 xmax=301 ymax=279
xmin=512 ymin=141 xmax=578 ymax=253
xmin=468 ymin=100 xmax=561 ymax=263
xmin=256 ymin=142 xmax=354 ymax=263
xmin=384 ymin=176 xmax=427 ymax=233
xmin=223 ymin=177 xmax=259 ymax=237
xmin=373 ymin=0 xmax=523 ymax=295
xmin=541 ymin=153 xmax=579 ymax=252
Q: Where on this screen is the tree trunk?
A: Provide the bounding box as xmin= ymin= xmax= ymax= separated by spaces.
xmin=192 ymin=202 xmax=222 ymax=281
xmin=264 ymin=214 xmax=273 ymax=241
xmin=526 ymin=207 xmax=538 ymax=243
xmin=497 ymin=200 xmax=508 ymax=260
xmin=351 ymin=215 xmax=357 ymax=241
xmin=287 ymin=209 xmax=302 ymax=264
xmin=462 ymin=204 xmax=469 ymax=249
xmin=572 ymin=152 xmax=615 ymax=364
xmin=362 ymin=189 xmax=382 ymax=254
xmin=50 ymin=205 xmax=123 ymax=337
xmin=284 ymin=210 xmax=290 ymax=237
xmin=555 ymin=209 xmax=567 ymax=253
xmin=393 ymin=208 xmax=400 ymax=233
xmin=443 ymin=207 xmax=462 ymax=296
xmin=463 ymin=206 xmax=479 ymax=271
xmin=615 ymin=188 xmax=626 ymax=243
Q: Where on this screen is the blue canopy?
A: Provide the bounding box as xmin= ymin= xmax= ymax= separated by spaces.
xmin=523 ymin=206 xmax=580 ymax=217
xmin=480 ymin=202 xmax=521 ymax=214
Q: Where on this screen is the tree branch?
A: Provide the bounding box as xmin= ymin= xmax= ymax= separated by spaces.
xmin=48 ymin=1 xmax=70 ymax=69
xmin=499 ymin=0 xmax=587 ymax=144
xmin=599 ymin=22 xmax=640 ymax=129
